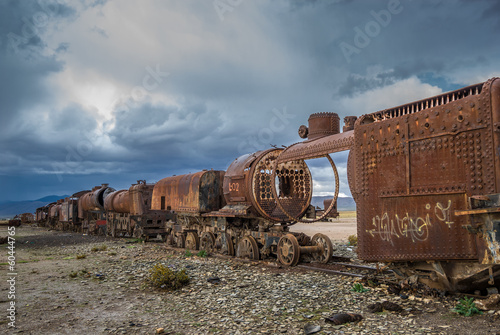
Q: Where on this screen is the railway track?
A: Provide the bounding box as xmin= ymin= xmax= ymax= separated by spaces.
xmin=163 ymin=244 xmax=393 ymax=281
xmin=298 ymin=260 xmax=392 ymax=279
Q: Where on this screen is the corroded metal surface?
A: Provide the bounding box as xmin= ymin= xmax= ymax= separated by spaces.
xmin=278 ymin=131 xmax=354 ymax=163
xmin=280 ymin=112 xmax=352 ymax=163
xmin=355 ymin=78 xmax=499 ymax=262
xmin=277 ymin=77 xmax=500 ymax=290
xmin=18 ymin=213 xmax=34 ymax=223
xmin=271 ymin=153 xmax=338 ymax=223
xmin=306 ymin=112 xmax=340 ymax=140
xmin=104 ymin=190 xmax=131 ymax=213
xmin=151 ymin=170 xmax=224 ymax=213
xmin=79 ymin=184 xmax=116 ymax=214
xmin=49 ymin=203 xmax=60 ymax=218
xmin=323 ymin=198 xmax=339 ymax=219
xmin=221 ymin=148 xmax=312 ymax=221
xmin=60 ymin=198 xmax=78 ymax=223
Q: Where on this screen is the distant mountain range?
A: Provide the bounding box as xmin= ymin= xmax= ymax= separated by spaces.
xmin=0 ymin=195 xmax=355 ymax=219
xmin=0 ymin=195 xmax=69 ymax=219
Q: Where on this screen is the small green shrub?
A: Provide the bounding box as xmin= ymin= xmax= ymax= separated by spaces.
xmin=351 ymin=282 xmax=369 ymax=293
xmin=184 ymin=249 xmax=193 ymax=257
xmin=197 ymin=250 xmax=207 ymax=257
xmin=91 ymin=245 xmax=107 ymax=252
xmin=69 ymin=271 xmax=78 ymax=278
xmin=148 ymin=263 xmax=189 ymax=290
xmin=348 ymin=235 xmax=358 ymax=246
xmin=454 ymin=297 xmax=483 ymax=316
xmin=76 ymin=254 xmax=86 ymax=259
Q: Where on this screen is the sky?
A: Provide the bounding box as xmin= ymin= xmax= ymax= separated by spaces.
xmin=0 ymin=0 xmax=499 ymax=202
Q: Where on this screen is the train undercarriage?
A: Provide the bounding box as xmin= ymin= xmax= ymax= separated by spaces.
xmin=163 ymin=216 xmax=333 ymax=266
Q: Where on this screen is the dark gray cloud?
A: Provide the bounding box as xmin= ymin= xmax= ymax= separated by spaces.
xmin=0 ymin=0 xmax=499 ymax=202
xmin=0 ymin=0 xmax=76 ymax=133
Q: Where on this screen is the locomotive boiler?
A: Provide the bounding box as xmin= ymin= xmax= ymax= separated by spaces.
xmin=78 ymin=184 xmax=115 ymax=234
xmin=150 ymin=152 xmax=333 ymax=266
xmin=105 ymin=180 xmax=172 ymax=240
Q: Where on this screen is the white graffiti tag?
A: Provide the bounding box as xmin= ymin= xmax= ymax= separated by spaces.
xmin=366 ymin=201 xmax=454 ymax=245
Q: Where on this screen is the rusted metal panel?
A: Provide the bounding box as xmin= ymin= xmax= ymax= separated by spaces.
xmin=35 ymin=208 xmax=44 ymax=221
xmin=60 ymin=192 xmax=86 ymax=223
xmin=360 ymin=193 xmax=475 ymax=261
xmin=49 ymin=203 xmax=60 ymax=218
xmin=306 ymin=112 xmax=340 ymax=140
xmin=355 ymin=78 xmax=499 ymax=262
xmin=490 ymin=79 xmax=500 ymax=192
xmin=279 ymin=112 xmax=352 ymax=163
xmin=104 ymin=190 xmax=131 ymax=213
xmin=223 ymin=149 xmax=282 ymax=210
xmin=221 ymin=148 xmax=312 ymax=221
xmin=60 ymin=202 xmax=69 ymax=222
xmin=323 ymin=199 xmax=339 ymax=219
xmin=129 ymin=180 xmax=155 ymax=215
xmin=79 ymin=184 xmax=115 ymax=214
xmin=151 ymin=170 xmax=224 ymax=213
xmin=223 ymin=150 xmax=267 ymax=204
xmin=278 ymin=131 xmax=354 ymax=163
xmin=19 ymin=213 xmax=34 ymax=223
xmin=455 ymin=194 xmax=500 ymax=265
xmin=36 ymin=203 xmax=53 ymax=222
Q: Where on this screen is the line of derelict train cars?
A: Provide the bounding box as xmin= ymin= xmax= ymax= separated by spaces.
xmin=35 ymin=160 xmax=338 ymax=267
xmin=35 ymin=77 xmax=500 ymax=293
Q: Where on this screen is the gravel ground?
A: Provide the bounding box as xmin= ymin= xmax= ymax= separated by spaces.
xmin=1 ymin=225 xmax=500 ymax=335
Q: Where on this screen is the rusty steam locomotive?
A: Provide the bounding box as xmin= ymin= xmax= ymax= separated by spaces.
xmin=35 ymin=77 xmax=500 ymax=292
xmin=36 ymin=151 xmax=335 ymax=267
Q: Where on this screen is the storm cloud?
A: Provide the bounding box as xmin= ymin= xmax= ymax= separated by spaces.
xmin=0 ymin=0 xmax=499 ymax=201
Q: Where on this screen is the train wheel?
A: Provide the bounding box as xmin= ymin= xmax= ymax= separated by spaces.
xmin=166 ymin=231 xmax=175 ymax=246
xmin=236 ymin=236 xmax=259 ymax=260
xmin=217 ymin=233 xmax=235 ymax=256
xmin=134 ymin=227 xmax=144 ymax=239
xmin=277 ymin=234 xmax=300 ymax=266
xmin=185 ymin=232 xmax=200 ymax=250
xmin=175 ymin=234 xmax=185 ymax=248
xmin=311 ymin=233 xmax=333 ymax=264
xmin=127 ymin=225 xmax=133 ymax=238
xmin=200 ymin=232 xmax=216 ymax=253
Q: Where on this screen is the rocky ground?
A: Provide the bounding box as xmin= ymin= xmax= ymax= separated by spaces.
xmin=1 ymin=225 xmax=500 ymax=335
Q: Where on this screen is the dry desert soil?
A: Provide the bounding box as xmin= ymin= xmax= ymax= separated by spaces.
xmin=1 ymin=215 xmax=500 ymax=335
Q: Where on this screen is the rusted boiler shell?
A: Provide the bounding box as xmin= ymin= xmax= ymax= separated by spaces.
xmin=224 ymin=148 xmax=312 ymax=221
xmin=104 ymin=190 xmax=131 ymax=213
xmin=151 ymin=170 xmax=225 ymax=213
xmin=78 ymin=184 xmax=116 ymax=215
xmin=60 ymin=198 xmax=78 ymax=222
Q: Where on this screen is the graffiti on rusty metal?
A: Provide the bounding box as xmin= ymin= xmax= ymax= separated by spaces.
xmin=366 ymin=201 xmax=454 ymax=245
